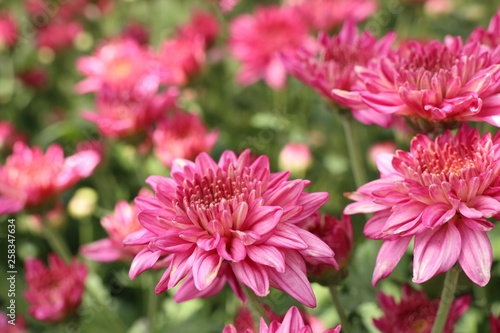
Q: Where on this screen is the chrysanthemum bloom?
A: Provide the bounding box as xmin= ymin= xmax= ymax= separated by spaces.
xmin=81 ymin=200 xmax=144 ymax=262
xmin=24 ymin=254 xmax=87 ymax=323
xmin=333 ymin=36 xmax=500 ymax=131
xmin=0 ymin=121 xmax=26 ymax=152
xmin=82 ymin=86 xmax=178 ymax=138
xmin=491 ymin=313 xmax=500 ymax=333
xmin=125 ymin=149 xmax=336 ymax=307
xmin=284 ymin=0 xmax=377 ymax=32
xmin=177 ymin=11 xmax=219 ymax=47
xmin=0 ymin=142 xmax=101 ymax=215
xmin=0 ymin=12 xmax=18 ymax=49
xmin=35 ymin=20 xmax=82 ymax=52
xmin=76 ymin=38 xmax=160 ymax=95
xmin=344 ymin=125 xmax=500 ymax=286
xmin=0 ymin=310 xmax=28 ymax=333
xmin=224 ymin=306 xmax=341 ymax=333
xmin=229 ymin=6 xmax=313 ymax=89
xmin=283 ymin=21 xmax=395 ymax=127
xmin=298 ymin=212 xmax=353 ymax=285
xmin=152 ymin=110 xmax=218 ymax=167
xmin=278 ymin=143 xmax=312 ymax=177
xmin=374 ymin=284 xmax=471 ymax=333
xmin=468 ymin=8 xmax=500 ymax=49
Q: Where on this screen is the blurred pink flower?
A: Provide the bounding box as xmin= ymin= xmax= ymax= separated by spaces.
xmin=468 ymin=8 xmax=500 ymax=49
xmin=0 ymin=12 xmax=18 ymax=49
xmin=278 ymin=143 xmax=312 ymax=176
xmin=121 ymin=22 xmax=149 ymax=46
xmin=218 ymin=0 xmax=239 ymax=13
xmin=152 ymin=110 xmax=218 ymax=167
xmin=491 ymin=313 xmax=500 ymax=333
xmin=229 ymin=6 xmax=313 ymax=89
xmin=24 ymin=254 xmax=87 ymax=323
xmin=0 ymin=142 xmax=101 ymax=215
xmin=344 ymin=125 xmax=500 ymax=286
xmin=18 ymin=67 xmax=48 ymax=89
xmin=35 ymin=20 xmax=82 ymax=51
xmin=0 ymin=121 xmax=26 ymax=152
xmin=76 ymin=38 xmax=160 ymax=95
xmin=332 ymin=37 xmax=500 ymax=130
xmin=285 ymin=0 xmax=377 ymax=32
xmin=284 ymin=21 xmax=395 ymax=127
xmin=82 ymin=86 xmax=178 ymax=138
xmin=224 ymin=306 xmax=341 ymax=333
xmin=81 ymin=200 xmax=143 ymax=262
xmin=0 ymin=311 xmax=28 ymax=333
xmin=177 ymin=11 xmax=219 ymax=46
xmin=368 ymin=141 xmax=397 ymax=167
xmin=125 ymin=150 xmax=336 ymax=307
xmin=374 ymin=284 xmax=470 ymax=333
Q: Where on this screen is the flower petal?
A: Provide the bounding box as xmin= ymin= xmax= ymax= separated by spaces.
xmin=232 ymin=260 xmax=270 ymax=297
xmin=372 ymin=237 xmax=411 ymax=286
xmin=192 ymin=251 xmax=223 ymax=291
xmin=457 ymin=224 xmax=492 ymax=286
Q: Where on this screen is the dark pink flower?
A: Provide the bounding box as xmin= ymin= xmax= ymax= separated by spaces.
xmin=177 ymin=11 xmax=219 ymax=47
xmin=229 ymin=6 xmax=313 ymax=89
xmin=332 ymin=37 xmax=500 ymax=130
xmin=344 ymin=125 xmax=500 ymax=286
xmin=152 ymin=110 xmax=218 ymax=167
xmin=374 ymin=284 xmax=470 ymax=333
xmin=121 ymin=22 xmax=149 ymax=46
xmin=491 ymin=313 xmax=500 ymax=333
xmin=24 ymin=254 xmax=87 ymax=323
xmin=18 ymin=67 xmax=48 ymax=89
xmin=0 ymin=12 xmax=18 ymax=49
xmin=284 ymin=21 xmax=395 ymax=127
xmin=35 ymin=20 xmax=82 ymax=52
xmin=125 ymin=150 xmax=336 ymax=307
xmin=0 ymin=142 xmax=101 ymax=215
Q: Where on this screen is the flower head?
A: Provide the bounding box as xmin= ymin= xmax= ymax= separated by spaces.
xmin=177 ymin=11 xmax=219 ymax=47
xmin=229 ymin=6 xmax=313 ymax=89
xmin=17 ymin=67 xmax=48 ymax=90
xmin=0 ymin=12 xmax=18 ymax=49
xmin=35 ymin=20 xmax=82 ymax=52
xmin=125 ymin=149 xmax=336 ymax=307
xmin=0 ymin=142 xmax=101 ymax=215
xmin=0 ymin=311 xmax=28 ymax=333
xmin=24 ymin=254 xmax=87 ymax=323
xmin=332 ymin=37 xmax=500 ymax=130
xmin=344 ymin=125 xmax=500 ymax=286
xmin=374 ymin=284 xmax=470 ymax=333
xmin=468 ymin=8 xmax=500 ymax=49
xmin=278 ymin=143 xmax=313 ymax=177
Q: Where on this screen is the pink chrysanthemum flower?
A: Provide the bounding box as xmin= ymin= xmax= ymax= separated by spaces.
xmin=345 ymin=125 xmax=500 ymax=286
xmin=125 ymin=149 xmax=336 ymax=307
xmin=80 ymin=200 xmax=144 ymax=262
xmin=224 ymin=306 xmax=341 ymax=333
xmin=0 ymin=142 xmax=101 ymax=215
xmin=374 ymin=284 xmax=470 ymax=333
xmin=152 ymin=110 xmax=218 ymax=167
xmin=177 ymin=11 xmax=219 ymax=47
xmin=24 ymin=254 xmax=87 ymax=323
xmin=284 ymin=21 xmax=396 ymax=127
xmin=1 ymin=310 xmax=28 ymax=333
xmin=332 ymin=37 xmax=500 ymax=130
xmin=284 ymin=0 xmax=377 ymax=32
xmin=0 ymin=12 xmax=18 ymax=49
xmin=468 ymin=8 xmax=500 ymax=49
xmin=35 ymin=20 xmax=82 ymax=52
xmin=491 ymin=313 xmax=500 ymax=333
xmin=229 ymin=6 xmax=313 ymax=89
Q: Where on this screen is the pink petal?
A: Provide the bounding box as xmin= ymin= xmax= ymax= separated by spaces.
xmin=421 ymin=203 xmax=456 ymax=228
xmin=457 ymin=223 xmax=491 ymax=286
xmin=294 ymin=227 xmax=338 ymax=268
xmin=372 ymin=237 xmax=411 ymax=286
xmin=265 ymin=224 xmax=308 ymax=250
xmin=364 ymin=210 xmax=391 ymax=239
xmin=192 ymin=251 xmax=223 ymax=290
xmin=232 ymin=260 xmax=270 ymax=297
xmin=278 ymin=306 xmax=306 ymax=332
xmin=129 ymin=248 xmax=162 ymax=279
xmin=246 ymin=245 xmax=285 ymax=273
xmin=80 ymin=238 xmax=124 ymax=262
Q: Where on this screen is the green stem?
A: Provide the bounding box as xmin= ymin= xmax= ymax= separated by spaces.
xmin=143 ymin=272 xmax=159 ymax=333
xmin=338 ymin=112 xmax=368 ymax=188
xmin=85 ymin=283 xmax=128 ymax=333
xmin=242 ymin=285 xmax=269 ymax=327
xmin=42 ymin=215 xmax=72 ymax=263
xmin=328 ymin=285 xmax=351 ymax=333
xmin=431 ymin=266 xmax=460 ymax=333
xmin=78 ymin=216 xmax=93 ymax=247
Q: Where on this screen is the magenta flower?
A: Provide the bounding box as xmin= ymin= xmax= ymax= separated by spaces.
xmin=125 ymin=149 xmax=336 ymax=307
xmin=332 ymin=37 xmax=500 ymax=129
xmin=374 ymin=284 xmax=470 ymax=333
xmin=0 ymin=311 xmax=28 ymax=333
xmin=229 ymin=6 xmax=313 ymax=89
xmin=35 ymin=20 xmax=82 ymax=52
xmin=177 ymin=11 xmax=219 ymax=47
xmin=224 ymin=306 xmax=341 ymax=333
xmin=152 ymin=110 xmax=218 ymax=167
xmin=80 ymin=200 xmax=144 ymax=262
xmin=24 ymin=254 xmax=87 ymax=323
xmin=344 ymin=125 xmax=500 ymax=286
xmin=0 ymin=142 xmax=101 ymax=215
xmin=0 ymin=11 xmax=18 ymax=49
xmin=491 ymin=313 xmax=500 ymax=333
xmin=284 ymin=21 xmax=395 ymax=127
xmin=468 ymin=8 xmax=500 ymax=49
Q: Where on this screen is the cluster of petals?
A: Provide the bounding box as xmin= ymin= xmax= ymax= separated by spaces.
xmin=332 ymin=36 xmax=500 ymax=128
xmin=374 ymin=284 xmax=470 ymax=333
xmin=0 ymin=142 xmax=101 ymax=215
xmin=284 ymin=0 xmax=377 ymax=32
xmin=224 ymin=306 xmax=341 ymax=333
xmin=283 ymin=21 xmax=395 ymax=127
xmin=81 ymin=199 xmax=144 ymax=262
xmin=344 ymin=125 xmax=500 ymax=286
xmin=0 ymin=11 xmax=18 ymax=49
xmin=229 ymin=5 xmax=314 ymax=89
xmin=125 ymin=149 xmax=337 ymax=307
xmin=24 ymin=254 xmax=87 ymax=323
xmin=152 ymin=110 xmax=218 ymax=167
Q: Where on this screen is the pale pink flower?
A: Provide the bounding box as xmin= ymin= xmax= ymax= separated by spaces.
xmin=76 ymin=38 xmax=160 ymax=95
xmin=218 ymin=0 xmax=239 ymax=13
xmin=368 ymin=141 xmax=397 ymax=167
xmin=81 ymin=200 xmax=144 ymax=262
xmin=0 ymin=12 xmax=18 ymax=49
xmin=278 ymin=143 xmax=312 ymax=176
xmin=82 ymin=86 xmax=178 ymax=138
xmin=285 ymin=0 xmax=377 ymax=32
xmin=152 ymin=110 xmax=218 ymax=167
xmin=125 ymin=149 xmax=336 ymax=307
xmin=224 ymin=306 xmax=341 ymax=333
xmin=0 ymin=142 xmax=101 ymax=215
xmin=229 ymin=6 xmax=313 ymax=89
xmin=374 ymin=284 xmax=470 ymax=333
xmin=24 ymin=254 xmax=87 ymax=323
xmin=0 ymin=311 xmax=28 ymax=333
xmin=284 ymin=21 xmax=395 ymax=127
xmin=344 ymin=125 xmax=500 ymax=286
xmin=491 ymin=313 xmax=500 ymax=333
xmin=332 ymin=37 xmax=500 ymax=130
